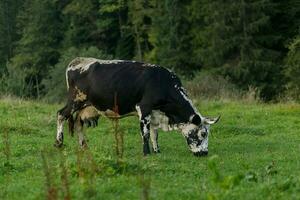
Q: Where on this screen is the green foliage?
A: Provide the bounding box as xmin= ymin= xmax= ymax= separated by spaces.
xmin=0 ymin=0 xmax=22 ymax=73
xmin=125 ymin=0 xmax=154 ymax=61
xmin=4 ymin=0 xmax=64 ymax=98
xmin=285 ymin=36 xmax=300 ymax=100
xmin=189 ymin=0 xmax=284 ymax=100
xmin=43 ymin=46 xmax=112 ymax=103
xmin=184 ymin=71 xmax=242 ymax=100
xmin=147 ymin=0 xmax=194 ymax=72
xmin=0 ymin=62 xmax=29 ymax=97
xmin=63 ymin=0 xmax=99 ymax=48
xmin=206 ymin=155 xmax=244 ymax=199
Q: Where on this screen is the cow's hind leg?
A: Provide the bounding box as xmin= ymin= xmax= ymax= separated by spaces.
xmin=150 ymin=127 xmax=160 ymax=153
xmin=55 ymin=104 xmax=73 ymax=147
xmin=55 ymin=100 xmax=84 ymax=147
xmin=136 ymin=105 xmax=151 ymax=156
xmin=74 ymin=106 xmax=100 ymax=148
xmin=74 ymin=115 xmax=87 ymax=148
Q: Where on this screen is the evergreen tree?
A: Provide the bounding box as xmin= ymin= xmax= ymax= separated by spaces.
xmin=0 ymin=0 xmax=22 ymax=73
xmin=285 ymin=36 xmax=300 ymax=99
xmin=63 ymin=0 xmax=99 ymax=48
xmin=190 ymin=0 xmax=283 ymax=99
xmin=7 ymin=0 xmax=64 ymax=98
xmin=147 ymin=0 xmax=194 ymax=72
xmin=98 ymin=0 xmax=134 ymax=59
xmin=126 ymin=0 xmax=152 ymax=61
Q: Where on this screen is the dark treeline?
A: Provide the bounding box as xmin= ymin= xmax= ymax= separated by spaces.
xmin=0 ymin=0 xmax=299 ymax=101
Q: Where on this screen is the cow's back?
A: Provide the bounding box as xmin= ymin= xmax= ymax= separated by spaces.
xmin=66 ymin=57 xmax=174 ymax=115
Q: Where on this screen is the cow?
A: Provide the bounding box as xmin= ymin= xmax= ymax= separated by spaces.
xmin=54 ymin=57 xmax=220 ymax=156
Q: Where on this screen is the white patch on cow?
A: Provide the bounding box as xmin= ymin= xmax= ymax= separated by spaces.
xmin=142 ymin=115 xmax=151 ymax=135
xmin=189 ymin=143 xmax=200 ymax=153
xmin=200 ymin=135 xmax=209 ymax=152
xmin=135 ymin=105 xmax=142 ymax=120
xmin=151 ymin=110 xmax=182 ymax=131
xmin=179 ymin=123 xmax=198 ymax=137
xmin=56 ymin=114 xmax=64 ymax=141
xmin=67 ymin=57 xmax=126 ymax=74
xmin=142 ymin=63 xmax=157 ymax=67
xmin=66 ymin=68 xmax=69 ymax=89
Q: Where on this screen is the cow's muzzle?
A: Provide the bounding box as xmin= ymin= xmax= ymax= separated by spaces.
xmin=193 ymin=151 xmax=208 ymax=157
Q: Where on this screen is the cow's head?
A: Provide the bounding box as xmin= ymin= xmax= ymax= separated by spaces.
xmin=180 ymin=115 xmax=220 ymax=156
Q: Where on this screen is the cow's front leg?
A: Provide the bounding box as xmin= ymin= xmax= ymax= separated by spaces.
xmin=140 ymin=115 xmax=151 ymax=156
xmin=150 ymin=127 xmax=160 ymax=153
xmin=136 ymin=105 xmax=151 ymax=156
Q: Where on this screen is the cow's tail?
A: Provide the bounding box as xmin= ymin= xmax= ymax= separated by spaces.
xmin=68 ymin=115 xmax=75 ymax=137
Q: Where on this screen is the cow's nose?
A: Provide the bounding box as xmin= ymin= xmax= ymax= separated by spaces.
xmin=193 ymin=151 xmax=208 ymax=157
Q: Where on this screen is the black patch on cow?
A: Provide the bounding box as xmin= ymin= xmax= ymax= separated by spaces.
xmin=186 ymin=130 xmax=201 ymax=146
xmin=191 ymin=114 xmax=201 ymax=125
xmin=68 ymin=116 xmax=75 ymax=136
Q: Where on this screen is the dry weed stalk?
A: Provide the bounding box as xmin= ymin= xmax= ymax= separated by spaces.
xmin=112 ymin=93 xmax=124 ymax=164
xmin=41 ymin=150 xmax=58 ymax=200
xmin=59 ymin=154 xmax=71 ymax=200
xmin=140 ymin=173 xmax=151 ymax=200
xmin=75 ymin=148 xmax=97 ymax=198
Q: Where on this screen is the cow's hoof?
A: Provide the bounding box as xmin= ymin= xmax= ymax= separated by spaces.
xmin=143 ymin=151 xmax=151 ymax=156
xmin=80 ymin=140 xmax=88 ymax=149
xmin=153 ymin=149 xmax=161 ymax=153
xmin=54 ymin=140 xmax=64 ymax=148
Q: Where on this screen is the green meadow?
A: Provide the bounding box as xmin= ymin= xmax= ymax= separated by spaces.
xmin=1 ymin=98 xmax=300 ymax=199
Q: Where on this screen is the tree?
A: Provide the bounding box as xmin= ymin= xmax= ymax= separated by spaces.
xmin=285 ymin=36 xmax=300 ymax=100
xmin=7 ymin=0 xmax=64 ymax=98
xmin=63 ymin=0 xmax=99 ymax=49
xmin=146 ymin=0 xmax=194 ymax=72
xmin=126 ymin=0 xmax=153 ymax=61
xmin=0 ymin=0 xmax=22 ymax=74
xmin=98 ymin=0 xmax=134 ymax=59
xmin=189 ymin=0 xmax=283 ymax=100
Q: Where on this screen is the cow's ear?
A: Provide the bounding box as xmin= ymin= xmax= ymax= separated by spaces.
xmin=190 ymin=114 xmax=201 ymax=125
xmin=203 ymin=116 xmax=220 ymax=125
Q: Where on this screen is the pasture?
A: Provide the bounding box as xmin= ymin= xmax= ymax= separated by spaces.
xmin=1 ymin=98 xmax=300 ymax=199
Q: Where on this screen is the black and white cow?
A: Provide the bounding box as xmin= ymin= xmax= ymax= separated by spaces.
xmin=55 ymin=57 xmax=220 ymax=156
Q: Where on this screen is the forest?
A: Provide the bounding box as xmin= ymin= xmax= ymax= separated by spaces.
xmin=0 ymin=0 xmax=299 ymax=101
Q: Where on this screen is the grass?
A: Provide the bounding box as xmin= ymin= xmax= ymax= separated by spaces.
xmin=1 ymin=98 xmax=300 ymax=199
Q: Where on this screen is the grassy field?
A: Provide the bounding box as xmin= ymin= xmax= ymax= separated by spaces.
xmin=1 ymin=98 xmax=300 ymax=200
